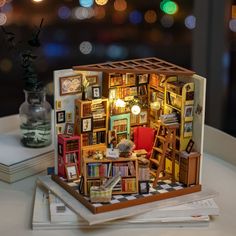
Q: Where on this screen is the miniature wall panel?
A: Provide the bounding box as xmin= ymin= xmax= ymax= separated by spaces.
xmin=53 ymin=69 xmax=103 ymax=174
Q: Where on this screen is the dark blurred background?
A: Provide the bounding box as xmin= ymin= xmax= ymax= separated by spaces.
xmin=0 ymin=0 xmax=236 ymax=137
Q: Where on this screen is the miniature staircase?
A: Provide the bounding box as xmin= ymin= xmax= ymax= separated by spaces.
xmin=149 ymin=122 xmax=179 ymax=187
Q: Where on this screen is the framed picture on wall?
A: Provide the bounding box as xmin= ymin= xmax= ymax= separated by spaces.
xmin=92 ymin=86 xmax=101 ymax=99
xmin=81 ymin=117 xmax=93 ymax=133
xmin=56 ymin=110 xmax=66 ymax=124
xmin=184 ymin=105 xmax=193 ymax=117
xmin=59 ymin=74 xmax=82 ymax=96
xmin=184 ymin=122 xmax=193 ymax=137
xmin=139 ymin=110 xmax=148 ymax=124
xmin=86 ymin=75 xmax=98 ymax=85
xmin=137 ymin=74 xmax=149 ymax=84
xmin=64 ymin=123 xmax=74 ymax=136
xmin=65 ymin=164 xmax=79 ymax=181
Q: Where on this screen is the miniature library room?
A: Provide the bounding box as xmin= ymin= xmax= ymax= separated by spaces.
xmin=53 ymin=57 xmax=205 ymax=214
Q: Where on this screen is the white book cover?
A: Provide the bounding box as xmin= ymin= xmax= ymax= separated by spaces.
xmin=37 ymin=175 xmax=218 ymax=225
xmin=32 ymin=184 xmax=211 ymax=230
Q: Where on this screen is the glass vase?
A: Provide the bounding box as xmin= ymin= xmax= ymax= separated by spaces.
xmin=19 ymin=90 xmax=52 ymax=148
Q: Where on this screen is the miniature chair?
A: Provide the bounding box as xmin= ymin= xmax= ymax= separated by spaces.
xmin=133 ymin=127 xmax=156 ymax=159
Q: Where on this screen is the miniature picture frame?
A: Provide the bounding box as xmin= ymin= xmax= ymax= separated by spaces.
xmin=186 ymin=139 xmax=194 ymax=153
xmin=56 ymin=110 xmax=66 ymax=124
xmin=138 ymin=74 xmax=149 ymax=84
xmin=81 ymin=117 xmax=93 ymax=133
xmin=92 ymin=86 xmax=101 ymax=99
xmin=86 ymin=75 xmax=98 ymax=85
xmin=138 ymin=180 xmax=150 ymax=194
xmin=184 ymin=122 xmax=193 ymax=137
xmin=139 ymin=110 xmax=148 ymax=124
xmin=184 ymin=105 xmax=193 ymax=117
xmin=108 ymin=130 xmax=117 ymax=148
xmin=65 ymin=164 xmax=79 ymax=181
xmin=59 ymin=74 xmax=82 ymax=96
xmin=64 ymin=123 xmax=74 ymax=136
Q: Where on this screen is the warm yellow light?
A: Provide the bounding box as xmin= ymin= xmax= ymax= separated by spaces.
xmin=131 ymin=104 xmax=141 ymax=115
xmin=32 ymin=0 xmax=44 ymax=3
xmin=115 ymin=99 xmax=126 ymax=107
xmin=95 ymin=0 xmax=108 ymax=6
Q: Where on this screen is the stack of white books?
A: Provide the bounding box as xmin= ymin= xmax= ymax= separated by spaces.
xmin=0 ymin=129 xmax=54 ymax=183
xmin=32 ymin=176 xmax=219 ymax=229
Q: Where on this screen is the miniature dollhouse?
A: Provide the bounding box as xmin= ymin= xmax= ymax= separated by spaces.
xmin=53 ymin=57 xmax=206 ymax=214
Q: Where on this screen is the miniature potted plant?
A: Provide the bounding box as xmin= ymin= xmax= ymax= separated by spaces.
xmin=116 ymin=139 xmax=135 ymax=157
xmin=1 ymin=19 xmax=52 ymax=148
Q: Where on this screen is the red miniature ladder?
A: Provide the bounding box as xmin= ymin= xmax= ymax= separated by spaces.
xmin=149 ymin=122 xmax=179 ymax=187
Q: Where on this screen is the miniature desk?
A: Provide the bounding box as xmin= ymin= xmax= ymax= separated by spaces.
xmin=0 ymin=125 xmax=236 ymax=235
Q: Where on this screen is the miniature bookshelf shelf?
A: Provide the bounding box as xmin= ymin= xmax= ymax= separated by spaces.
xmin=82 ymin=156 xmax=139 ymax=196
xmin=164 ymin=78 xmax=195 ymax=152
xmin=74 ymin=98 xmax=109 ymax=154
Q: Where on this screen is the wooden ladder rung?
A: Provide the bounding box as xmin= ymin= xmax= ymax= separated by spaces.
xmin=153 ymin=147 xmax=163 ymax=153
xmin=149 ymin=158 xmax=160 ymax=166
xmin=156 ymin=136 xmax=166 ymax=142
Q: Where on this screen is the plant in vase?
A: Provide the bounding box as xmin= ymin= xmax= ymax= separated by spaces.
xmin=1 ymin=19 xmax=52 ymax=148
xmin=82 ymin=77 xmax=89 ymax=100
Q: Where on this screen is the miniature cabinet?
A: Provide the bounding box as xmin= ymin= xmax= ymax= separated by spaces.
xmin=110 ymin=113 xmax=131 ymax=143
xmin=74 ymin=98 xmax=109 ymax=155
xmin=82 ymin=156 xmax=139 ymax=195
xmin=179 ymin=151 xmax=200 ymax=186
xmin=58 ymin=134 xmax=80 ymax=178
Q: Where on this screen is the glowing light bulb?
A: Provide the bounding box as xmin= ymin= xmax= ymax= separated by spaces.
xmin=115 ymin=99 xmax=126 ymax=107
xmin=131 ymin=104 xmax=141 ymax=115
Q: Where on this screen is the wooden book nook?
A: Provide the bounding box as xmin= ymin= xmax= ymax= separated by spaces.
xmin=53 ymin=57 xmax=206 ymax=214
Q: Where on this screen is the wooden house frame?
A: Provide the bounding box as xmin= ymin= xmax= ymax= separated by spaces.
xmin=53 ymin=57 xmax=206 ymax=214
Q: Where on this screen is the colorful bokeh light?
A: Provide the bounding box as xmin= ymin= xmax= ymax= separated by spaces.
xmin=184 ymin=15 xmax=196 ymax=30
xmin=229 ymin=19 xmax=236 ymax=32
xmin=0 ymin=13 xmax=7 ymax=26
xmin=58 ymin=6 xmax=71 ymax=20
xmin=79 ymin=41 xmax=93 ymax=55
xmin=144 ymin=10 xmax=157 ymax=24
xmin=114 ymin=0 xmax=127 ymax=12
xmin=0 ymin=0 xmax=6 ymax=8
xmin=129 ymin=10 xmax=142 ymax=24
xmin=160 ymin=14 xmax=174 ymax=28
xmin=95 ymin=0 xmax=108 ymax=6
xmin=79 ymin=0 xmax=94 ymax=8
xmin=160 ymin=0 xmax=178 ymax=15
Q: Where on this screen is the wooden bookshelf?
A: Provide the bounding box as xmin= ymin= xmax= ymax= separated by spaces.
xmin=82 ymin=156 xmax=139 ymax=195
xmin=74 ymin=98 xmax=109 ymax=158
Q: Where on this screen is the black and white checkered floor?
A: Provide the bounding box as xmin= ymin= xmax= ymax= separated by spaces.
xmin=67 ymin=180 xmax=185 ymax=207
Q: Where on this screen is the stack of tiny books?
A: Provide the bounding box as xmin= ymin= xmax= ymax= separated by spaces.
xmin=160 ymin=113 xmax=179 ymax=125
xmin=32 ymin=175 xmax=220 ymax=230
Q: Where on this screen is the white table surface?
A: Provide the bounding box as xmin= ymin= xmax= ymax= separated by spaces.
xmin=0 ymin=152 xmax=236 ymax=236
